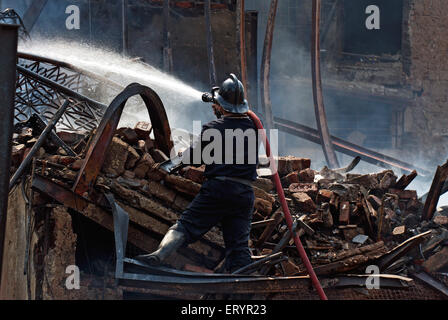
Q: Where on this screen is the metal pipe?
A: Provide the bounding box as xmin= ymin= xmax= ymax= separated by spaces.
xmin=9 ymin=100 xmax=71 ymax=191
xmin=122 ymin=0 xmax=128 ymax=56
xmin=311 ymin=0 xmax=340 ymax=169
xmin=236 ymin=0 xmax=248 ymax=92
xmin=0 ymin=23 xmax=19 ymax=289
xmin=205 ymin=0 xmax=217 ymax=86
xmin=260 ymin=0 xmax=278 ymax=132
xmin=163 ymin=0 xmax=173 ymax=72
xmin=274 ymin=116 xmax=430 ymax=175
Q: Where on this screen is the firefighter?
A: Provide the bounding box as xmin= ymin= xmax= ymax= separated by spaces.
xmin=135 ymin=74 xmax=258 ymax=273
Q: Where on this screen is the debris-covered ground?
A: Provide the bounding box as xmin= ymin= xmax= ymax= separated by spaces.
xmin=9 ymin=121 xmax=448 ymax=299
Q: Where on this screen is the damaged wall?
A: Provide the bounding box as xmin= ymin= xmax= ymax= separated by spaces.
xmin=401 ymin=0 xmax=448 ymax=167
xmin=0 ymin=185 xmax=122 ymax=300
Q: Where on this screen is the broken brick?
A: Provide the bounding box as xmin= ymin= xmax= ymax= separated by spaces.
xmin=134 ymin=153 xmax=155 ymax=179
xmin=298 ymin=168 xmax=315 ymax=183
xmin=102 ymin=137 xmax=129 ymax=177
xmin=292 ymin=192 xmax=316 ymax=213
xmin=125 ymin=146 xmax=141 ymax=170
xmin=316 ymin=189 xmax=334 ymax=205
xmin=134 ymin=121 xmax=152 ymax=140
xmin=118 ymin=127 xmax=139 ymax=145
xmin=277 ymin=156 xmax=311 ymax=175
xmin=183 ymin=166 xmax=205 ymax=184
xmin=253 ymin=177 xmax=274 ymax=192
xmin=283 ymin=171 xmax=299 ymax=185
xmin=289 ymin=183 xmax=318 ymax=200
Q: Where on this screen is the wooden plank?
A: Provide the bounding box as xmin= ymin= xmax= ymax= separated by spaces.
xmin=255 ymin=208 xmax=283 ymax=248
xmin=339 ymin=201 xmax=350 ymax=225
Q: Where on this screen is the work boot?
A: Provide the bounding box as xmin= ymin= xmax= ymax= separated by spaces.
xmin=135 ymin=229 xmax=186 ymax=266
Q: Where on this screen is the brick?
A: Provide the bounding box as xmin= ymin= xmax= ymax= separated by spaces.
xmin=134 ymin=121 xmax=152 ymax=139
xmin=143 ymin=180 xmax=177 ymax=205
xmin=298 ymin=168 xmax=315 ymax=183
xmin=346 ymin=174 xmax=379 ymax=189
xmin=165 ymin=174 xmax=201 ymax=197
xmin=283 ymin=171 xmax=299 ymax=185
xmin=147 ymin=164 xmax=167 ymax=182
xmin=118 ymin=127 xmax=139 ymax=145
xmin=183 ymin=166 xmax=205 ymax=184
xmin=277 ymin=156 xmax=311 ymax=175
xmin=125 ymin=146 xmax=141 ymax=170
xmin=102 ymin=137 xmax=129 ymax=177
xmin=254 ymin=198 xmax=273 ymax=216
xmin=388 ymin=189 xmax=418 ymax=200
xmin=316 ymin=189 xmax=334 ymax=205
xmin=292 ymin=192 xmax=316 ymax=213
xmin=289 ymin=183 xmax=318 ymax=200
xmin=134 ymin=153 xmax=155 ymax=179
xmin=253 ymin=177 xmax=274 ymax=192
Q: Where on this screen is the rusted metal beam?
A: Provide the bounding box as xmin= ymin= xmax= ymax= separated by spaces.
xmin=73 ymin=83 xmax=173 ymax=196
xmin=422 ymin=160 xmax=448 ymax=221
xmin=204 ymin=0 xmax=217 ymax=86
xmin=274 ymin=116 xmax=430 ymax=176
xmin=0 ymin=23 xmax=19 ymax=289
xmin=311 ymin=0 xmax=339 ymax=169
xmin=260 ymin=0 xmax=278 ymax=131
xmin=376 ymin=231 xmax=432 ymax=271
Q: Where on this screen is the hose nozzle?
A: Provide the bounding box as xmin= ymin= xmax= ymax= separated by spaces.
xmin=202 ymin=87 xmax=220 ymax=104
xmin=202 ymin=92 xmax=214 ymax=103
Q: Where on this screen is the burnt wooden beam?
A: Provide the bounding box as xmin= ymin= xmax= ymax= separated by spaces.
xmin=394 ymin=170 xmax=418 ymax=190
xmin=422 ymin=160 xmax=448 ymax=221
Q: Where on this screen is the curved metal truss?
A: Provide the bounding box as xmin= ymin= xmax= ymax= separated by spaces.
xmin=15 ymin=53 xmax=122 ymax=132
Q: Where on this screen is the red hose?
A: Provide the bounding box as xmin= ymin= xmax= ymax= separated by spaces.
xmin=248 ymin=111 xmax=328 ymax=300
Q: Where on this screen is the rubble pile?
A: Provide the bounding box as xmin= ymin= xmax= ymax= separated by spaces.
xmin=10 ymin=122 xmax=448 ymax=284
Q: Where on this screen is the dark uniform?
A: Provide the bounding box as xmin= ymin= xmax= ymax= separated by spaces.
xmin=135 ymin=74 xmax=256 ymax=272
xmin=172 ymin=116 xmax=258 ymax=272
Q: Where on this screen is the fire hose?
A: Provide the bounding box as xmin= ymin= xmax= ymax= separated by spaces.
xmin=201 ymin=89 xmax=328 ymax=299
xmin=247 ymin=110 xmax=328 ymax=300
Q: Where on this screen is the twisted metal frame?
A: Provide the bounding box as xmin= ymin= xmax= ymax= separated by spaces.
xmin=15 ymin=53 xmax=116 ymax=132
